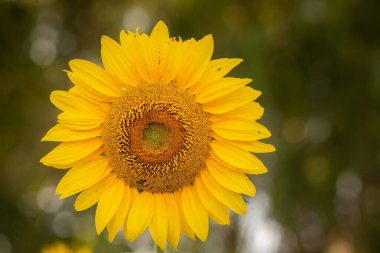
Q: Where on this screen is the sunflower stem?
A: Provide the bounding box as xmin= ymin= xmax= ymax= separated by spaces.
xmin=167 ymin=244 xmax=176 ymax=253
xmin=155 ymin=245 xmax=165 ymax=253
xmin=155 ymin=243 xmax=176 ymax=253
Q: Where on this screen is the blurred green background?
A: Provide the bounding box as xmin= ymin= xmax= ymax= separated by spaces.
xmin=0 ymin=0 xmax=379 ymax=252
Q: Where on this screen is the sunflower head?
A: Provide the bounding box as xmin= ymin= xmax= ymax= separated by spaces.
xmin=41 ymin=20 xmax=275 ymax=251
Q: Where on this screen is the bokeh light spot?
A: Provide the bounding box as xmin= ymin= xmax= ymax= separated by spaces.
xmin=123 ymin=6 xmax=150 ymax=32
xmin=304 ymin=155 xmax=330 ymax=186
xmin=52 ymin=211 xmax=76 ymax=238
xmin=36 ymin=185 xmax=63 ymax=213
xmin=305 ymin=117 xmax=331 ymax=144
xmin=282 ymin=117 xmax=306 ymax=144
xmin=0 ymin=234 xmax=12 ymax=253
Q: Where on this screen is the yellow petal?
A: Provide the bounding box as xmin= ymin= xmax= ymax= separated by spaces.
xmin=143 ymin=34 xmax=161 ymax=82
xmin=176 ymin=35 xmax=214 ymax=89
xmin=195 ymin=77 xmax=252 ymax=103
xmin=95 ymin=178 xmax=124 ymax=234
xmin=224 ymin=140 xmax=276 ymax=153
xmin=50 ymin=90 xmax=105 ymax=114
xmin=207 ymin=159 xmax=256 ymax=196
xmin=210 ymin=141 xmax=268 ymax=174
xmin=119 ymin=31 xmax=144 ymax=82
xmin=160 ymin=39 xmax=184 ymax=84
xmin=149 ymin=194 xmax=168 ymax=251
xmin=69 ymin=86 xmax=112 ymax=113
xmin=195 ymin=177 xmax=230 ymax=225
xmin=56 ymin=157 xmax=109 ymax=197
xmin=182 ymin=186 xmax=209 ymax=242
xmin=67 ymin=73 xmax=112 ymax=102
xmin=208 ymin=58 xmax=242 ymax=79
xmin=68 ymin=59 xmax=122 ymax=98
xmin=210 ymin=151 xmax=261 ymax=175
xmin=121 ymin=32 xmax=157 ymax=83
xmin=174 ymin=191 xmax=195 ymax=239
xmin=107 ymin=185 xmax=132 ymax=242
xmin=101 ymin=36 xmax=138 ymax=88
xmin=46 ymin=147 xmax=103 ymax=170
xmin=249 ymin=141 xmax=276 ymax=153
xmin=165 ymin=194 xmax=180 ymax=249
xmin=210 ymin=102 xmax=264 ymax=122
xmin=40 ymin=138 xmax=103 ymax=168
xmin=42 ymin=124 xmax=102 ymax=142
xmin=125 ymin=191 xmax=154 ymax=241
xmin=200 ymin=169 xmax=246 ymax=215
xmin=150 ymin=20 xmax=170 ymax=61
xmin=202 ymin=86 xmax=261 ymax=114
xmin=150 ymin=20 xmax=169 ymax=41
xmin=193 ymin=58 xmax=243 ymax=92
xmin=212 ymin=120 xmax=271 ymax=141
xmin=58 ymin=111 xmax=104 ymax=131
xmin=74 ymin=174 xmax=116 ymax=211
xmin=150 ymin=21 xmax=173 ymax=83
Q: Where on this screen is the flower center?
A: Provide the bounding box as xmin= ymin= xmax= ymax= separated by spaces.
xmin=143 ymin=123 xmax=170 ymax=150
xmin=103 ymin=82 xmax=211 ymax=193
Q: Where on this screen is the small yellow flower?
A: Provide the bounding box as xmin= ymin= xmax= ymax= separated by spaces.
xmin=41 ymin=20 xmax=275 ymax=250
xmin=41 ymin=242 xmax=91 ymax=253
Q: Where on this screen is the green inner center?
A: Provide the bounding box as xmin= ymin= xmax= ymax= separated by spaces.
xmin=142 ymin=122 xmax=171 ymax=150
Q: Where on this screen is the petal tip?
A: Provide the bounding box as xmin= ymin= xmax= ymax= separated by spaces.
xmin=40 ymin=157 xmax=47 ymax=165
xmin=101 ymin=35 xmax=115 ymax=45
xmin=155 ymin=19 xmax=168 ymax=28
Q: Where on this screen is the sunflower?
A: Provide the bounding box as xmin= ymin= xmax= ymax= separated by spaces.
xmin=41 ymin=21 xmax=275 ymax=250
xmin=41 ymin=242 xmax=91 ymax=253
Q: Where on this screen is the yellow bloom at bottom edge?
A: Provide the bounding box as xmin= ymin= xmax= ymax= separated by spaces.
xmin=41 ymin=242 xmax=92 ymax=253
